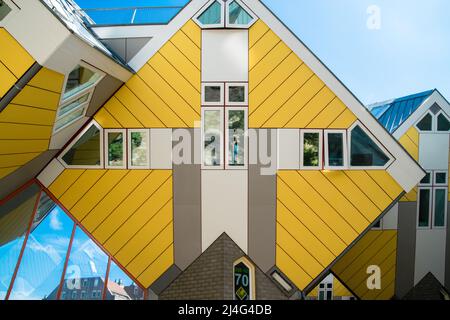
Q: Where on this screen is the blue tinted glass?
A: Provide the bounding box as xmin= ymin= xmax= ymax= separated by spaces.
xmin=0 ymin=185 xmax=40 ymax=300
xmin=351 ymin=126 xmax=390 ymax=166
xmin=61 ymin=227 xmax=108 ymax=300
xmin=228 ymin=1 xmax=253 ymax=25
xmin=9 ymin=204 xmax=74 ymax=300
xmin=198 ymin=1 xmax=222 ymax=25
xmin=106 ymin=261 xmax=144 ymax=300
xmin=327 ymin=133 xmax=344 ymax=167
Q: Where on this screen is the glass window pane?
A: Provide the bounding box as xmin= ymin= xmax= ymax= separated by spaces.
xmin=228 ymin=1 xmax=253 ymax=25
xmin=54 ymin=105 xmax=87 ymax=131
xmin=326 ymin=290 xmax=332 ymax=300
xmin=437 ymin=114 xmax=450 ymax=132
xmin=197 ymin=1 xmax=222 ymax=25
xmin=204 ymin=86 xmax=222 ymax=103
xmin=228 ymin=110 xmax=245 ymax=166
xmin=61 ymin=124 xmax=101 ymax=166
xmin=0 ymin=184 xmax=41 ymax=300
xmin=417 ymin=114 xmax=433 ymax=131
xmin=303 ymin=132 xmax=320 ymax=167
xmin=420 ymin=172 xmax=431 ymax=185
xmin=63 ymin=65 xmax=102 ymax=100
xmin=61 ymin=227 xmax=109 ymax=300
xmin=107 ymin=132 xmax=124 ymax=167
xmin=106 ymin=261 xmax=144 ymax=300
xmin=436 ymin=172 xmax=447 ymax=185
xmin=130 ymin=131 xmax=149 ymax=167
xmin=434 ymin=189 xmax=446 ymax=227
xmin=351 ymin=126 xmax=390 ymax=166
xmin=9 ymin=202 xmax=74 ymax=300
xmin=327 ymin=133 xmax=344 ymax=167
xmin=58 ymin=93 xmax=90 ymax=117
xmin=0 ymin=1 xmax=12 ymax=22
xmin=203 ymin=110 xmax=221 ymax=167
xmin=228 ymin=86 xmax=245 ymax=103
xmin=418 ymin=189 xmax=431 ymax=227
xmin=318 ymin=291 xmax=324 ymax=300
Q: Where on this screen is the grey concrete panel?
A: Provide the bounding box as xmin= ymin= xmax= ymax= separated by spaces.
xmin=85 ymin=75 xmax=123 ymax=118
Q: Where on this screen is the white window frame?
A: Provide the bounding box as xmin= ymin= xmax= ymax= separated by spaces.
xmin=104 ymin=129 xmax=127 ymax=169
xmin=193 ymin=0 xmax=225 ymax=29
xmin=324 ymin=129 xmax=348 ymax=170
xmin=201 ymin=107 xmax=224 ymax=170
xmin=54 ymin=61 xmax=105 ymax=134
xmin=58 ymin=120 xmax=104 ymax=169
xmin=225 ymin=83 xmax=248 ymax=106
xmin=435 ymin=110 xmax=450 ymax=133
xmin=417 ymin=187 xmax=432 ymax=229
xmin=347 ymin=121 xmax=394 ymax=170
xmin=432 ymin=187 xmax=448 ymax=229
xmin=225 ymin=0 xmax=257 ymax=28
xmin=318 ymin=281 xmax=333 ymax=300
xmin=127 ymin=129 xmax=150 ymax=169
xmin=434 ymin=171 xmax=448 ymax=186
xmin=233 ymin=257 xmax=256 ymax=300
xmin=300 ymin=129 xmax=323 ymax=170
xmin=225 ymin=107 xmax=248 ymax=170
xmin=202 ymin=82 xmax=225 ymax=106
xmin=415 ymin=111 xmax=435 ymax=133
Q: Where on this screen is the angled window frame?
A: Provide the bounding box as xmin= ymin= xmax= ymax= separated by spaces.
xmin=194 ymin=0 xmax=225 ymax=29
xmin=127 ymin=129 xmax=150 ymax=169
xmin=104 ymin=128 xmax=127 ymax=170
xmin=54 ymin=62 xmax=105 ymax=134
xmin=225 ymin=82 xmax=248 ymax=106
xmin=225 ymin=0 xmax=258 ymax=29
xmin=414 ymin=111 xmax=435 ymax=133
xmin=300 ymin=129 xmax=323 ymax=170
xmin=58 ymin=120 xmax=104 ymax=169
xmin=432 ymin=187 xmax=448 ymax=229
xmin=201 ymin=106 xmax=224 ymax=170
xmin=435 ymin=110 xmax=450 ymax=133
xmin=225 ymin=107 xmax=248 ymax=170
xmin=347 ymin=121 xmax=394 ymax=170
xmin=324 ymin=129 xmax=348 ymax=170
xmin=202 ymin=82 xmax=225 ymax=106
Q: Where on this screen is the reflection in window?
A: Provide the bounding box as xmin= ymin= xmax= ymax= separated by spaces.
xmin=418 ymin=188 xmax=431 ymax=227
xmin=437 ymin=113 xmax=450 ymax=132
xmin=417 ymin=113 xmax=433 ymax=131
xmin=204 ymin=85 xmax=222 ymax=103
xmin=197 ymin=1 xmax=222 ymax=25
xmin=228 ymin=110 xmax=245 ymax=167
xmin=228 ymin=1 xmax=253 ymax=25
xmin=130 ymin=130 xmax=149 ymax=168
xmin=0 ymin=184 xmax=40 ymax=300
xmin=434 ymin=189 xmax=446 ymax=227
xmin=350 ymin=125 xmax=390 ymax=167
xmin=62 ymin=227 xmax=108 ymax=300
xmin=9 ymin=204 xmax=74 ymax=300
xmin=63 ymin=65 xmax=102 ymax=101
xmin=107 ymin=131 xmax=124 ymax=168
xmin=327 ymin=132 xmax=345 ymax=167
xmin=303 ymin=132 xmax=320 ymax=167
xmin=203 ymin=110 xmax=222 ymax=167
xmin=228 ymin=86 xmax=246 ymax=103
xmin=106 ymin=261 xmax=144 ymax=300
xmin=61 ymin=124 xmax=101 ymax=166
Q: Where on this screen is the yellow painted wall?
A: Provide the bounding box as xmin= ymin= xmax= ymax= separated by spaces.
xmin=331 ymin=230 xmax=397 ymax=300
xmin=48 ymin=169 xmax=174 ymax=288
xmin=249 ymin=20 xmax=357 ymax=129
xmin=276 ymin=170 xmax=402 ymax=291
xmin=0 ymin=28 xmax=35 ymax=99
xmin=94 ymin=20 xmax=201 ymax=129
xmin=0 ymin=67 xmax=64 ymax=179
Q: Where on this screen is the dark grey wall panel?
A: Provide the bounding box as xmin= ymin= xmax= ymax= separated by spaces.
xmin=395 ymin=202 xmax=418 ymax=298
xmin=0 ymin=150 xmax=59 ymax=200
xmin=85 ymin=75 xmax=123 ymax=118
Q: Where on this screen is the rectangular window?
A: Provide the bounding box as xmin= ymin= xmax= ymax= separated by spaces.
xmin=128 ymin=129 xmax=150 ymax=169
xmin=202 ymin=108 xmax=223 ymax=168
xmin=433 ymin=188 xmax=447 ymax=227
xmin=226 ymin=108 xmax=247 ymax=169
xmin=105 ymin=129 xmax=126 ymax=169
xmin=300 ymin=130 xmax=322 ymax=169
xmin=325 ymin=130 xmax=347 ymax=169
xmin=418 ymin=188 xmax=431 ymax=228
xmin=435 ymin=172 xmax=448 ymax=185
xmin=226 ymin=83 xmax=248 ymax=105
xmin=202 ymin=83 xmax=224 ymax=105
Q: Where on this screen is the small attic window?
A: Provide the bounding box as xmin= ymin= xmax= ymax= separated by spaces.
xmin=437 ymin=112 xmax=450 ymax=132
xmin=416 ymin=113 xmax=433 ymax=131
xmin=227 ymin=1 xmax=255 ymax=27
xmin=196 ymin=0 xmax=224 ymax=27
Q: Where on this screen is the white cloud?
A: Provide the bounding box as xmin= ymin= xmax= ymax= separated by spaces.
xmin=49 ymin=211 xmax=63 ymax=231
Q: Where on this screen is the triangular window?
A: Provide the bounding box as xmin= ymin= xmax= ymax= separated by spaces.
xmin=196 ymin=1 xmax=223 ymax=27
xmin=350 ymin=125 xmax=391 ymax=167
xmin=228 ymin=1 xmax=254 ymax=26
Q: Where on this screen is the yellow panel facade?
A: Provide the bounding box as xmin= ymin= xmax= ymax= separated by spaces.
xmin=47 ymin=169 xmax=174 ymax=288
xmin=94 ymin=21 xmax=201 ymax=129
xmin=249 ymin=21 xmax=357 ymax=129
xmin=0 ymin=67 xmax=64 ymax=179
xmin=331 ymin=230 xmax=398 ymax=300
xmin=276 ymin=171 xmax=402 ymax=291
xmin=307 ymin=276 xmax=353 ymax=299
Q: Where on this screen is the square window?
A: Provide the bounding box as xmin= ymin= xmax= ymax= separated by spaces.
xmin=435 ymin=172 xmax=447 ymax=185
xmin=202 ymin=83 xmax=224 ymax=105
xmin=226 ymin=83 xmax=248 ymax=105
